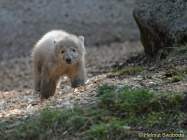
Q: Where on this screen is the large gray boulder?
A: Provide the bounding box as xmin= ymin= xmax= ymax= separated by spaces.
xmin=0 ymin=0 xmax=138 ymax=59
xmin=133 ymin=0 xmax=187 ymax=58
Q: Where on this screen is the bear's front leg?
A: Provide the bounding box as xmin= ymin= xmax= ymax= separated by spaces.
xmin=71 ymin=64 xmax=87 ymax=88
xmin=40 ymin=69 xmax=58 ymax=99
xmin=33 ymin=61 xmax=42 ymax=93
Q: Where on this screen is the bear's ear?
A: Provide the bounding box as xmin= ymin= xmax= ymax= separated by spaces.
xmin=79 ymin=36 xmax=84 ymax=43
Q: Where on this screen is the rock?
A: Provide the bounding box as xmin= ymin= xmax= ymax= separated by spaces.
xmin=133 ymin=0 xmax=187 ymax=58
xmin=0 ymin=0 xmax=138 ymax=59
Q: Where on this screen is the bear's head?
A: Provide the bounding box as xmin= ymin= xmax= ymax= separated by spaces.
xmin=54 ymin=35 xmax=85 ymax=65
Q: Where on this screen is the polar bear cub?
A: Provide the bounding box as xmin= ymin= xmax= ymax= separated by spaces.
xmin=32 ymin=30 xmax=87 ymax=99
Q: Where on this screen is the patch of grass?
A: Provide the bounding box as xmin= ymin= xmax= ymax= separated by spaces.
xmin=97 ymin=85 xmax=154 ymax=115
xmin=97 ymin=85 xmax=185 ymax=129
xmin=11 ymin=108 xmax=89 ymax=140
xmin=164 ymin=67 xmax=187 ymax=82
xmin=4 ymin=108 xmax=114 ymax=140
xmin=171 ymin=45 xmax=187 ymax=55
xmin=2 ymin=85 xmax=186 ymax=140
xmin=111 ymin=66 xmax=144 ymax=76
xmin=170 ymin=75 xmax=183 ymax=82
xmin=84 ymin=120 xmax=137 ymax=140
xmin=98 ymin=85 xmax=183 ymax=112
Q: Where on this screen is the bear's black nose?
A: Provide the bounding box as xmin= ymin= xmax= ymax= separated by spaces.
xmin=66 ymin=58 xmax=71 ymax=64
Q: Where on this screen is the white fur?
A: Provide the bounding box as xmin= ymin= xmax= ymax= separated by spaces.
xmin=32 ymin=30 xmax=87 ymax=99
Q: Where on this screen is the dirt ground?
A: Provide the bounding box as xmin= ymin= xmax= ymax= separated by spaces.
xmin=0 ymin=41 xmax=186 ymax=128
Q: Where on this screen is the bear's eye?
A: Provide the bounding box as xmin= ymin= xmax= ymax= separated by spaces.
xmin=61 ymin=50 xmax=65 ymax=54
xmin=72 ymin=49 xmax=76 ymax=52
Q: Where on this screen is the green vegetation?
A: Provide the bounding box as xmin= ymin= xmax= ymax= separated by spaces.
xmin=164 ymin=67 xmax=187 ymax=83
xmin=171 ymin=45 xmax=187 ymax=56
xmin=97 ymin=85 xmax=185 ymax=129
xmin=111 ymin=66 xmax=144 ymax=77
xmin=1 ymin=85 xmax=186 ymax=140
